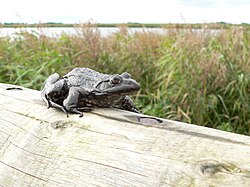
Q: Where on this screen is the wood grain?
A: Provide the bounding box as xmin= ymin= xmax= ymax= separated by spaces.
xmin=0 ymin=83 xmax=250 ymax=187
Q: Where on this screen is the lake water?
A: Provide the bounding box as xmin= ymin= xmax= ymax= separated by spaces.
xmin=0 ymin=27 xmax=166 ymax=37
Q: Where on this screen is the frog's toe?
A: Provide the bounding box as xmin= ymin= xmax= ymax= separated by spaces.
xmin=68 ymin=108 xmax=83 ymax=117
xmin=132 ymin=107 xmax=140 ymax=113
xmin=41 ymin=91 xmax=51 ymax=108
xmin=47 ymin=101 xmax=52 ymax=109
xmin=77 ymin=107 xmax=93 ymax=112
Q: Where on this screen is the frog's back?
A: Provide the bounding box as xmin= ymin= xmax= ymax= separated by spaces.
xmin=64 ymin=68 xmax=109 ymax=90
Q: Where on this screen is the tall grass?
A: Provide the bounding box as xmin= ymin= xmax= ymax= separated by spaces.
xmin=0 ymin=24 xmax=249 ymax=135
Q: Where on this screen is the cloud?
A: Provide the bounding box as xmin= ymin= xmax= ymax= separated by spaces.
xmin=0 ymin=0 xmax=250 ymax=24
xmin=176 ymin=0 xmax=217 ymax=8
xmin=176 ymin=0 xmax=250 ymax=8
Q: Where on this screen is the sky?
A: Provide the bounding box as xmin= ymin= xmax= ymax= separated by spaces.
xmin=1 ymin=0 xmax=250 ymax=24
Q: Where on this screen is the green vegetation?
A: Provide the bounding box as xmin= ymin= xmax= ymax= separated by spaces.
xmin=0 ymin=23 xmax=249 ymax=135
xmin=1 ymin=22 xmax=250 ymax=29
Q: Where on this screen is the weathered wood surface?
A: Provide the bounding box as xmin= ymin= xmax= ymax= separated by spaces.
xmin=0 ymin=83 xmax=250 ymax=187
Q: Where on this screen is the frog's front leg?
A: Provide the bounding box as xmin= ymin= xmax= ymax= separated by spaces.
xmin=63 ymin=87 xmax=92 ymax=117
xmin=116 ymin=96 xmax=139 ymax=113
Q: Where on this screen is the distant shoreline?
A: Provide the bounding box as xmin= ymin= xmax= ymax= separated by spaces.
xmin=1 ymin=22 xmax=249 ymax=29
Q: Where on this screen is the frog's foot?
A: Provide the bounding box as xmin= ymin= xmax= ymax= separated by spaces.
xmin=69 ymin=108 xmax=84 ymax=117
xmin=63 ymin=106 xmax=92 ymax=117
xmin=130 ymin=107 xmax=140 ymax=113
xmin=77 ymin=107 xmax=93 ymax=112
xmin=50 ymin=101 xmax=68 ymax=116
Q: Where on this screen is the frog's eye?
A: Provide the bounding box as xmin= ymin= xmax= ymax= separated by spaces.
xmin=121 ymin=72 xmax=131 ymax=79
xmin=110 ymin=75 xmax=122 ymax=84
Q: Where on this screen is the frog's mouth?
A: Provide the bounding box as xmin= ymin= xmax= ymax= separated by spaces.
xmin=103 ymin=81 xmax=140 ymax=95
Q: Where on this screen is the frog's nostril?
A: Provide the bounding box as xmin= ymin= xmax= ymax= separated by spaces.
xmin=132 ymin=82 xmax=140 ymax=91
xmin=136 ymin=84 xmax=140 ymax=91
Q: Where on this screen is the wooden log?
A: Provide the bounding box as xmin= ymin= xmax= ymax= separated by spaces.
xmin=0 ymin=83 xmax=250 ymax=187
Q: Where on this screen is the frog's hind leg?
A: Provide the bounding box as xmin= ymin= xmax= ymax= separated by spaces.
xmin=49 ymin=101 xmax=69 ymax=116
xmin=42 ymin=90 xmax=67 ymax=114
xmin=41 ymin=73 xmax=69 ymax=116
xmin=63 ymin=87 xmax=92 ymax=117
xmin=41 ymin=73 xmax=60 ymax=108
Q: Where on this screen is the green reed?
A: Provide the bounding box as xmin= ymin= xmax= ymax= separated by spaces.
xmin=0 ymin=24 xmax=249 ymax=135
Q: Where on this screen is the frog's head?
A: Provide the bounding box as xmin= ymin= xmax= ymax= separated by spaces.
xmin=96 ymin=72 xmax=140 ymax=96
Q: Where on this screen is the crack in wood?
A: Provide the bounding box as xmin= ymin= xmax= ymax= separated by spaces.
xmin=0 ymin=116 xmax=49 ymax=143
xmin=0 ymin=161 xmax=47 ymax=182
xmin=69 ymin=157 xmax=149 ymax=178
xmin=7 ymin=140 xmax=53 ymax=160
xmin=0 ymin=134 xmax=11 ymax=158
xmin=6 ymin=87 xmax=23 ymax=91
xmin=0 ymin=161 xmax=64 ymax=185
xmin=93 ymin=112 xmax=250 ymax=146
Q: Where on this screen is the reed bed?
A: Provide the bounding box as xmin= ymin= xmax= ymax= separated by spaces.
xmin=0 ymin=24 xmax=249 ymax=135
